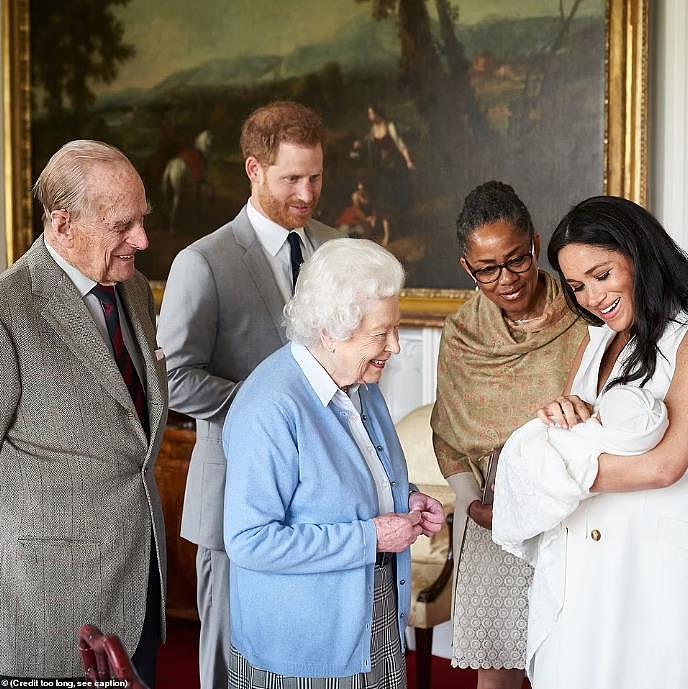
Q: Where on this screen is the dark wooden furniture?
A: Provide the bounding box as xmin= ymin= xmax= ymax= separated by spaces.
xmin=155 ymin=415 xmax=198 ymax=620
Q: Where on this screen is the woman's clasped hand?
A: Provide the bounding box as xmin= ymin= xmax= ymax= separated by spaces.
xmin=536 ymin=395 xmax=593 ymax=429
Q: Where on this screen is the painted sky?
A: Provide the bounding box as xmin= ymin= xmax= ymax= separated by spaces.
xmin=98 ymin=0 xmax=603 ymax=94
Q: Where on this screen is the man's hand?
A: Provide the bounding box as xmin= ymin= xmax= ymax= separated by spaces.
xmin=409 ymin=491 xmax=445 ymax=536
xmin=374 ymin=511 xmax=423 ymax=552
xmin=468 ymin=500 xmax=493 ymax=530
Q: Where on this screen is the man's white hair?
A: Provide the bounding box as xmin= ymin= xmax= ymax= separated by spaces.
xmin=33 ymin=139 xmax=134 ymax=229
xmin=284 ymin=238 xmax=405 ymax=346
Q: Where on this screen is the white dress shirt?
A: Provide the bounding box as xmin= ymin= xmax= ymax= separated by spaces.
xmin=44 ymin=239 xmax=146 ymax=387
xmin=291 ymin=342 xmax=395 ymax=514
xmin=246 ymin=200 xmax=314 ymax=302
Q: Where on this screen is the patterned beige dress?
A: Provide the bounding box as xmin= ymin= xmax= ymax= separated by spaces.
xmin=431 ymin=271 xmax=587 ymax=669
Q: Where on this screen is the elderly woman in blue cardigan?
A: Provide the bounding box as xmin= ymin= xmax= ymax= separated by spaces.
xmin=223 ymin=238 xmax=444 ymax=689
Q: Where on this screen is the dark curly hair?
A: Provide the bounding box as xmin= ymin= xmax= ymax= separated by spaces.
xmin=548 ymin=195 xmax=688 ymax=390
xmin=456 ymin=180 xmax=534 ymax=254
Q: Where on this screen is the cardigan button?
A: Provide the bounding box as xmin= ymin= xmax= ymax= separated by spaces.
xmin=376 ymin=445 xmax=383 ymax=451
xmin=361 ymin=414 xmax=367 ymax=421
xmin=590 ymin=529 xmax=602 ymax=541
xmin=400 ymin=579 xmax=406 ymax=585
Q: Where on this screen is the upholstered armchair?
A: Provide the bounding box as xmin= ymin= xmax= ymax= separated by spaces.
xmin=396 ymin=404 xmax=454 ymax=689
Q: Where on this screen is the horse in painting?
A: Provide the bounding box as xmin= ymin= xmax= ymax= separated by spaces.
xmin=161 ymin=129 xmax=214 ymax=232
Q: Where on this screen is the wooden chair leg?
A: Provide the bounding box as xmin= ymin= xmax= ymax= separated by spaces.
xmin=414 ymin=626 xmax=433 ymax=689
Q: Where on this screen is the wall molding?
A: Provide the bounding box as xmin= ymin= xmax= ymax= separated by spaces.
xmin=651 ymin=0 xmax=688 ymax=249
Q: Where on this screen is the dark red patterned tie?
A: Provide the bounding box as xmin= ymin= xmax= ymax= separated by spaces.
xmin=92 ymin=284 xmax=149 ymax=436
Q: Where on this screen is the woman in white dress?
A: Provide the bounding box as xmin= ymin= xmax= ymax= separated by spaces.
xmin=530 ymin=195 xmax=688 ymax=689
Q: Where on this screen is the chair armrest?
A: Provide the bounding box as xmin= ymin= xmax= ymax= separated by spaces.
xmin=417 ymin=512 xmax=453 ymax=604
xmin=79 ymin=624 xmax=150 ymax=689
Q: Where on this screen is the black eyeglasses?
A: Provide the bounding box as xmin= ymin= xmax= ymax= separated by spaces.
xmin=463 ymin=241 xmax=535 ymax=284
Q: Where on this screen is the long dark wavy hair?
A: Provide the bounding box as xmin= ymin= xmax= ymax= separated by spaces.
xmin=548 ymin=195 xmax=688 ymax=389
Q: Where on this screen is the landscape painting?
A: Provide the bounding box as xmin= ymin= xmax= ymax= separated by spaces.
xmin=29 ymin=0 xmax=608 ymax=290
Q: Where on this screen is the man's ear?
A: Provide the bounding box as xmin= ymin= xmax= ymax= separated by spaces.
xmin=245 ymin=156 xmax=264 ymax=185
xmin=49 ymin=210 xmax=74 ymax=247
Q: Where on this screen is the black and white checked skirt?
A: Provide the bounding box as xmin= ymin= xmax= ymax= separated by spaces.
xmin=228 ymin=561 xmax=407 ymax=689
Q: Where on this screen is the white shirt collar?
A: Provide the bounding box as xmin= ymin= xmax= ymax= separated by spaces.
xmin=290 ymin=342 xmax=359 ymax=407
xmin=246 ymin=199 xmax=307 ymax=257
xmin=44 ymin=238 xmax=97 ymax=297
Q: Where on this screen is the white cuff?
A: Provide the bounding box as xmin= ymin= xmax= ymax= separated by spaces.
xmin=446 ymin=472 xmax=481 ymax=516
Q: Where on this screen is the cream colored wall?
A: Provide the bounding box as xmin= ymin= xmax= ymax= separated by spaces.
xmin=650 ymin=0 xmax=688 ymax=250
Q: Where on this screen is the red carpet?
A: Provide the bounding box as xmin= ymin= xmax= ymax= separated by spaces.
xmin=158 ymin=619 xmax=530 ymax=689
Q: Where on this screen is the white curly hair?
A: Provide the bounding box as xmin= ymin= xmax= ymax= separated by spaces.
xmin=284 ymin=238 xmax=405 ymax=346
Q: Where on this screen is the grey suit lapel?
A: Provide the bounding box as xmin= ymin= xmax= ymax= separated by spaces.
xmin=118 ymin=280 xmax=166 ymax=446
xmin=30 ymin=239 xmax=153 ymax=445
xmin=305 ymin=221 xmax=334 ymax=250
xmin=231 ymin=207 xmax=288 ymax=345
xmin=40 ymin=268 xmax=136 ymax=416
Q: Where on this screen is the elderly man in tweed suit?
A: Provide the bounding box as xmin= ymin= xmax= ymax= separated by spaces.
xmin=0 ymin=140 xmax=168 ymax=685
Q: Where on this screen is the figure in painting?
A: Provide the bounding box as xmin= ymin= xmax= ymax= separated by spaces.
xmin=348 ymin=105 xmax=415 ymax=248
xmin=335 ymin=181 xmax=377 ymax=238
xmin=161 ymin=129 xmax=214 ymax=232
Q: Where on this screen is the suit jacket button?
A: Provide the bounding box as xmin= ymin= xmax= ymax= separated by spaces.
xmin=590 ymin=529 xmax=602 ymax=541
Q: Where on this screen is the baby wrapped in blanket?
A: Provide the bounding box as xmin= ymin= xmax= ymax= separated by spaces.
xmin=492 ymin=384 xmax=668 ymax=562
xmin=492 ymin=384 xmax=668 ymax=678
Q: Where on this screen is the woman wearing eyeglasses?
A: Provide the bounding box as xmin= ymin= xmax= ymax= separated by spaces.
xmin=431 ymin=181 xmax=587 ymax=689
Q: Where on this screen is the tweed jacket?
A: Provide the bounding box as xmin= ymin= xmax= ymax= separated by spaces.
xmin=0 ymin=237 xmax=168 ymax=677
xmin=157 ymin=206 xmax=342 ymax=550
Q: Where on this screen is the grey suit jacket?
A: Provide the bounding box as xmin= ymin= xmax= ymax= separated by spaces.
xmin=0 ymin=237 xmax=168 ymax=677
xmin=157 ymin=206 xmax=342 ymax=549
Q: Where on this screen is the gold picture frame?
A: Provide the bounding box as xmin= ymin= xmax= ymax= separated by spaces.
xmin=3 ymin=0 xmax=648 ymax=327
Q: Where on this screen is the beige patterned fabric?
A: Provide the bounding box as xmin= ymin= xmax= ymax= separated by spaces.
xmin=407 ymin=482 xmax=454 ymax=629
xmin=431 ymin=270 xmax=586 ymax=669
xmin=396 ymin=404 xmax=454 ymax=629
xmin=453 ymin=521 xmax=532 ymax=669
xmin=432 ymin=271 xmax=586 ymax=484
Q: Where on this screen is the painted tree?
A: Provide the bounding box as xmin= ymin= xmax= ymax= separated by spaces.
xmin=356 ymin=0 xmax=484 ymax=174
xmin=31 ymin=0 xmax=134 ymax=122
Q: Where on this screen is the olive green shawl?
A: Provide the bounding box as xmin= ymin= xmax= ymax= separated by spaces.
xmin=431 ymin=271 xmax=587 ymax=487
